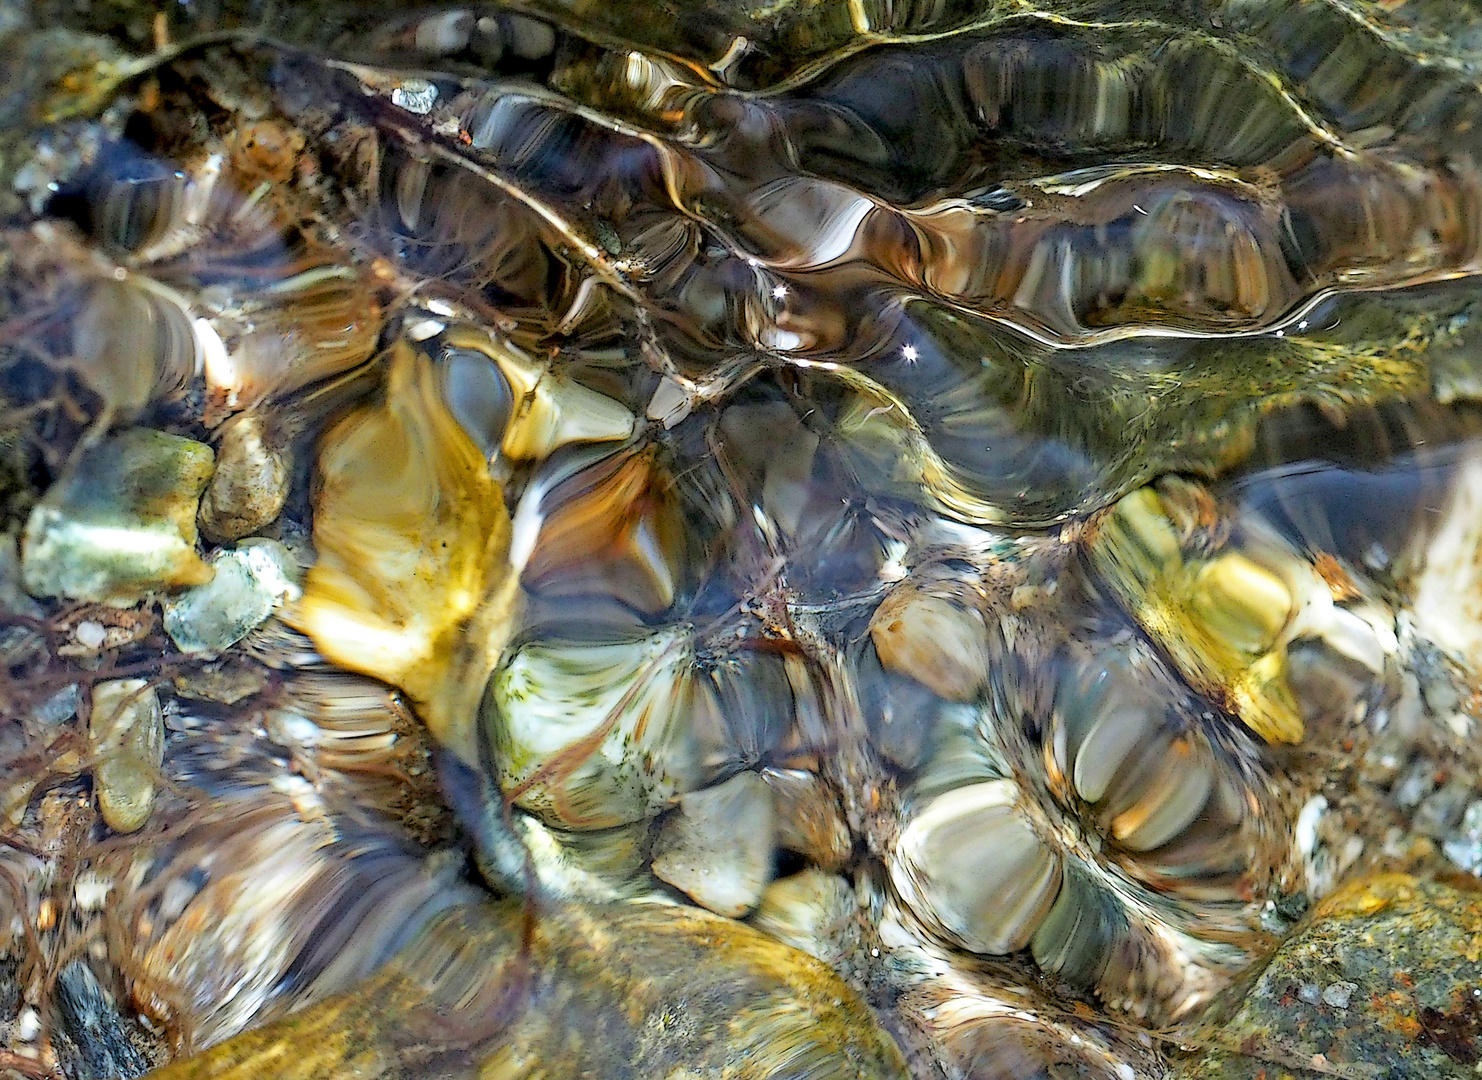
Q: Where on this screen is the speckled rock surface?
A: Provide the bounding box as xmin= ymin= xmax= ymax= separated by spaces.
xmin=1174 ymin=874 xmax=1482 ymax=1080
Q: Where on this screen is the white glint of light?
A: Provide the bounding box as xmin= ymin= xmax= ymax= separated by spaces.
xmin=508 ymin=479 xmax=552 ymax=576
xmin=901 ymin=344 xmax=920 ymax=363
xmin=771 ymin=284 xmax=790 ymax=300
xmin=747 ymin=178 xmax=872 ymax=267
xmin=194 ymin=317 xmax=229 ymax=382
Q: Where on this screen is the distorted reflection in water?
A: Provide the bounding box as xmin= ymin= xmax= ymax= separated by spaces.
xmin=4 ymin=1 xmax=1482 ymax=1077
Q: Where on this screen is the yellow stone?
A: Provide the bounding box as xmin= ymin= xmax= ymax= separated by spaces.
xmin=1189 ymin=553 xmax=1293 ymax=656
xmin=285 ymin=339 xmax=519 ymax=764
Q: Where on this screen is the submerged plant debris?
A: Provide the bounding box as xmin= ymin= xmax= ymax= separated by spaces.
xmin=3 ymin=0 xmax=1482 ymax=1077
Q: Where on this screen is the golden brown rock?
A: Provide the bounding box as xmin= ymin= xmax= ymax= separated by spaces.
xmin=199 ymin=412 xmax=291 ymax=544
xmin=285 ymin=339 xmax=519 ymax=764
xmin=142 ymin=900 xmax=910 ymax=1080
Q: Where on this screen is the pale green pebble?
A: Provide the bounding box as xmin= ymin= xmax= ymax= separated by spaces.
xmin=21 ymin=428 xmax=215 ymax=603
xmin=163 ymin=538 xmax=301 ymax=655
xmin=89 ymin=678 xmax=164 ymax=834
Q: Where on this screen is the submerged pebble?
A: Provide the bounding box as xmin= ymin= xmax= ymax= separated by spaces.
xmin=32 ymin=683 xmax=78 ymax=725
xmin=869 ymin=591 xmax=991 ymax=703
xmin=502 ymin=13 xmax=555 ymax=60
xmin=163 ymin=539 xmax=300 ymax=655
xmin=198 ymin=412 xmax=291 ymax=544
xmin=21 ymin=428 xmax=215 ymax=603
xmin=89 ymin=678 xmax=164 ymax=834
xmin=651 ymin=770 xmax=775 ymax=917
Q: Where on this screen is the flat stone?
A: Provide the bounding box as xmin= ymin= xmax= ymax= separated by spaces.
xmin=163 ymin=538 xmax=299 ymax=655
xmin=651 ymin=770 xmax=774 ymax=918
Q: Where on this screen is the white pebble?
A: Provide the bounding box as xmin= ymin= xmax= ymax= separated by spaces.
xmin=1295 ymin=795 xmax=1327 ymax=857
xmin=16 ymin=1007 xmax=39 ymax=1041
xmin=74 ymin=620 xmax=106 ymax=649
xmin=74 ymin=872 xmax=113 ymax=911
xmin=406 ymin=318 xmax=445 ymax=342
xmin=268 ymin=709 xmax=320 ymax=746
xmin=391 ymin=80 xmax=438 ymax=115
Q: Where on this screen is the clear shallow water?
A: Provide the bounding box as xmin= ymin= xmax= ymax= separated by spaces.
xmin=4 ymin=1 xmax=1482 ymax=1077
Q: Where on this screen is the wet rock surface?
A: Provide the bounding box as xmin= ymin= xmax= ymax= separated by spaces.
xmin=141 ymin=898 xmax=912 ymax=1080
xmin=1176 ymin=874 xmax=1482 ymax=1080
xmin=162 ymin=539 xmax=298 ymax=655
xmin=21 ymin=429 xmax=214 ymax=603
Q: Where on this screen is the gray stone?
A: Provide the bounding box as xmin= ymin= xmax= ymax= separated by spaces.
xmin=163 ymin=539 xmax=300 ymax=655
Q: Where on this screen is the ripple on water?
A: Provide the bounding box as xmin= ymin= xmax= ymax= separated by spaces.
xmin=4 ymin=2 xmax=1482 ymax=1077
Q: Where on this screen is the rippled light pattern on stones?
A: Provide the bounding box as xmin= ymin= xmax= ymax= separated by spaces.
xmin=6 ymin=1 xmax=1482 ymax=1078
